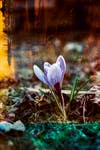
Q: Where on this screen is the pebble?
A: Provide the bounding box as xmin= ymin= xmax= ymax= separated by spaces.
xmin=0 ymin=120 xmax=25 ymax=132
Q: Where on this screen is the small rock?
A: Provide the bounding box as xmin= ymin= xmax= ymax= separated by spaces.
xmin=0 ymin=120 xmax=25 ymax=132
xmin=64 ymin=42 xmax=83 ymax=52
xmin=13 ymin=120 xmax=26 ymax=132
xmin=0 ymin=121 xmax=13 ymax=132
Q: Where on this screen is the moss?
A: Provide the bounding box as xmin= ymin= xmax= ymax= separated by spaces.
xmin=13 ymin=123 xmax=100 ymax=150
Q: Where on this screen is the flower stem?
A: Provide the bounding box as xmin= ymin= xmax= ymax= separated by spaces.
xmin=61 ymin=93 xmax=67 ymax=120
xmin=49 ymin=87 xmax=67 ymax=121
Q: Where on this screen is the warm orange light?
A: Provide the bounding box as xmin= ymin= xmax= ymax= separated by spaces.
xmin=0 ymin=47 xmax=15 ymax=79
xmin=0 ymin=10 xmax=15 ymax=80
xmin=0 ymin=1 xmax=2 ymax=9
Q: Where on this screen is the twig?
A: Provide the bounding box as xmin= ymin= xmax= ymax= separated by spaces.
xmin=27 ymin=88 xmax=96 ymax=95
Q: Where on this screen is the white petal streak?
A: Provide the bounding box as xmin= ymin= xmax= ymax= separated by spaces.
xmin=33 ymin=65 xmax=47 ymax=84
xmin=44 ymin=62 xmax=51 ymax=73
xmin=57 ymin=55 xmax=66 ymax=73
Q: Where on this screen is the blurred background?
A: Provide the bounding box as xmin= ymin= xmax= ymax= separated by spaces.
xmin=0 ymin=0 xmax=100 ymax=88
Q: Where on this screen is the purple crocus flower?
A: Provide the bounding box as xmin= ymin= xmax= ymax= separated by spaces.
xmin=33 ymin=55 xmax=66 ymax=90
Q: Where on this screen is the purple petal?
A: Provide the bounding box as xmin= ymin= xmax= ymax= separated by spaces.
xmin=44 ymin=62 xmax=51 ymax=74
xmin=47 ymin=64 xmax=62 ymax=87
xmin=33 ymin=65 xmax=47 ymax=84
xmin=57 ymin=55 xmax=66 ymax=73
xmin=43 ymin=62 xmax=52 ymax=86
